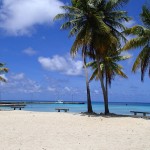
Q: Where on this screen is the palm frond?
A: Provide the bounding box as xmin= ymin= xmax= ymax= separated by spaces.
xmin=141 ymin=5 xmax=150 ymax=28
xmin=123 ymin=25 xmax=148 ymax=36
xmin=0 ymin=76 xmax=6 ymax=82
xmin=123 ymin=37 xmax=149 ymax=50
xmin=0 ymin=63 xmax=8 ymax=82
xmin=106 ymin=0 xmax=129 ymax=10
xmin=89 ymin=68 xmax=99 ymax=81
xmin=132 ymin=45 xmax=150 ymax=81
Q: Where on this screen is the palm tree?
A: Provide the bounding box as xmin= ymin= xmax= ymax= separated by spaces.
xmin=87 ymin=50 xmax=130 ymax=100
xmin=83 ymin=50 xmax=93 ymax=113
xmin=123 ymin=5 xmax=150 ymax=81
xmin=55 ymin=0 xmax=96 ymax=113
xmin=0 ymin=63 xmax=8 ymax=82
xmin=55 ymin=0 xmax=130 ymax=114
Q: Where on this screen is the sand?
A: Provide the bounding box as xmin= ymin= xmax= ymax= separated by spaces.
xmin=0 ymin=111 xmax=149 ymax=150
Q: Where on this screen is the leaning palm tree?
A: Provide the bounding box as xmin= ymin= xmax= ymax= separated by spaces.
xmin=55 ymin=0 xmax=130 ymax=114
xmin=0 ymin=63 xmax=8 ymax=82
xmin=123 ymin=5 xmax=150 ymax=81
xmin=87 ymin=50 xmax=130 ymax=99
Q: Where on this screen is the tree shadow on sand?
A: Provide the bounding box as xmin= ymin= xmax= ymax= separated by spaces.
xmin=78 ymin=112 xmax=150 ymax=120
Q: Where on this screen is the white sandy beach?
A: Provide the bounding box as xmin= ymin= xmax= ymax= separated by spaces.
xmin=0 ymin=111 xmax=150 ymax=150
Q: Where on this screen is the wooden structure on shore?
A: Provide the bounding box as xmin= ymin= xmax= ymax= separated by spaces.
xmin=11 ymin=105 xmax=25 ymax=110
xmin=0 ymin=102 xmax=26 ymax=110
xmin=130 ymin=111 xmax=150 ymax=116
xmin=55 ymin=108 xmax=69 ymax=112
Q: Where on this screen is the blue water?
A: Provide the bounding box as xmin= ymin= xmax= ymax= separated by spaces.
xmin=1 ymin=102 xmax=150 ymax=115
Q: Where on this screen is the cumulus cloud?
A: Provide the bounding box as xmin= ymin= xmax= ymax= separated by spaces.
xmin=23 ymin=47 xmax=37 ymax=56
xmin=1 ymin=73 xmax=42 ymax=93
xmin=0 ymin=0 xmax=64 ymax=35
xmin=38 ymin=55 xmax=83 ymax=76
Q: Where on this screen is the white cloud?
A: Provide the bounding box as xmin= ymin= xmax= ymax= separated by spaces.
xmin=0 ymin=0 xmax=64 ymax=35
xmin=123 ymin=20 xmax=136 ymax=28
xmin=64 ymin=86 xmax=71 ymax=92
xmin=121 ymin=51 xmax=132 ymax=57
xmin=11 ymin=73 xmax=25 ymax=80
xmin=19 ymin=82 xmax=41 ymax=93
xmin=23 ymin=47 xmax=37 ymax=56
xmin=121 ymin=51 xmax=134 ymax=65
xmin=38 ymin=55 xmax=83 ymax=76
xmin=47 ymin=86 xmax=56 ymax=92
xmin=1 ymin=73 xmax=42 ymax=93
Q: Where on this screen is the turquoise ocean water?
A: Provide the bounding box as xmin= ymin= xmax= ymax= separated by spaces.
xmin=1 ymin=102 xmax=150 ymax=115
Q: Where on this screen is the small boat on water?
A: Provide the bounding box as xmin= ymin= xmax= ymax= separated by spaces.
xmin=56 ymin=100 xmax=64 ymax=104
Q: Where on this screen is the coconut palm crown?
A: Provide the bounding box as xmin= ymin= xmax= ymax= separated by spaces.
xmin=86 ymin=50 xmax=130 ymax=99
xmin=55 ymin=0 xmax=130 ymax=55
xmin=87 ymin=50 xmax=130 ymax=86
xmin=123 ymin=5 xmax=150 ymax=81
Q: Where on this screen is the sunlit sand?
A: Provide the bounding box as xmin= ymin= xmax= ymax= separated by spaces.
xmin=0 ymin=111 xmax=150 ymax=150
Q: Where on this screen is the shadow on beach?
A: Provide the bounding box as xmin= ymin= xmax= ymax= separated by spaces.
xmin=79 ymin=112 xmax=150 ymax=120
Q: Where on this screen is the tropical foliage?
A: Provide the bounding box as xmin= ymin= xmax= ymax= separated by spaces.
xmin=87 ymin=50 xmax=130 ymax=99
xmin=55 ymin=0 xmax=129 ymax=114
xmin=0 ymin=63 xmax=8 ymax=82
xmin=123 ymin=5 xmax=150 ymax=81
xmin=55 ymin=0 xmax=130 ymax=114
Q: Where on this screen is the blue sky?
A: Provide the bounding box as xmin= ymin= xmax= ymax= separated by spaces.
xmin=0 ymin=0 xmax=149 ymax=102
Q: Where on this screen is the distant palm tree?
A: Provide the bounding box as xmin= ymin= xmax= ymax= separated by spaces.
xmin=87 ymin=50 xmax=130 ymax=99
xmin=0 ymin=63 xmax=8 ymax=82
xmin=55 ymin=0 xmax=130 ymax=114
xmin=123 ymin=5 xmax=150 ymax=81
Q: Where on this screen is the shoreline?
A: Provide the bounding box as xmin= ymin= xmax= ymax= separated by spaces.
xmin=1 ymin=109 xmax=150 ymax=119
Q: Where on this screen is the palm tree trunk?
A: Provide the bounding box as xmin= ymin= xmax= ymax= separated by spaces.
xmin=105 ymin=76 xmax=108 ymax=98
xmin=105 ymin=75 xmax=109 ymax=114
xmin=83 ymin=54 xmax=93 ymax=113
xmin=96 ymin=56 xmax=109 ymax=115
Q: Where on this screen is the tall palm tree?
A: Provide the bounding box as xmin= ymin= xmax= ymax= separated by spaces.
xmin=123 ymin=5 xmax=150 ymax=81
xmin=0 ymin=63 xmax=8 ymax=82
xmin=87 ymin=50 xmax=130 ymax=99
xmin=55 ymin=0 xmax=130 ymax=114
xmin=82 ymin=49 xmax=93 ymax=113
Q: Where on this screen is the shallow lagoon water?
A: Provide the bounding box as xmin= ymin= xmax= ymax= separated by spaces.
xmin=2 ymin=102 xmax=150 ymax=115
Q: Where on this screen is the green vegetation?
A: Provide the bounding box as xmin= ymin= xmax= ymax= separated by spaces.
xmin=2 ymin=0 xmax=149 ymax=114
xmin=55 ymin=0 xmax=130 ymax=114
xmin=123 ymin=5 xmax=150 ymax=81
xmin=86 ymin=50 xmax=131 ymax=101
